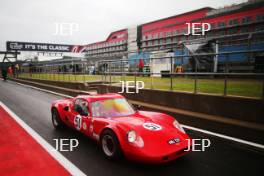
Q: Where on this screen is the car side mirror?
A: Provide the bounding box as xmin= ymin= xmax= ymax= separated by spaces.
xmin=64 ymin=106 xmax=69 ymax=111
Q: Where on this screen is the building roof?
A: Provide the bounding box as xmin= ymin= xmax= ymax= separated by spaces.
xmin=140 ymin=7 xmax=214 ymax=27
xmin=84 ymin=29 xmax=127 ymax=47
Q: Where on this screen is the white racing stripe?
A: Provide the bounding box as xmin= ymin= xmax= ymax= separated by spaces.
xmin=0 ymin=101 xmax=86 ymax=176
xmin=8 ymin=80 xmax=264 ymax=150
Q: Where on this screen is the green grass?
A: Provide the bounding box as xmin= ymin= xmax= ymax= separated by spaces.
xmin=18 ymin=73 xmax=263 ymax=98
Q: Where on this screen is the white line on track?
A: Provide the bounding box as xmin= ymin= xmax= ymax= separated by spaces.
xmin=0 ymin=101 xmax=87 ymax=176
xmin=14 ymin=82 xmax=73 ymax=98
xmin=181 ymin=125 xmax=264 ymax=149
xmin=7 ymin=80 xmax=264 ymax=150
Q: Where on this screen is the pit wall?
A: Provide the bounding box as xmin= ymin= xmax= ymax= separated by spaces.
xmin=17 ymin=77 xmax=102 ymax=91
xmin=98 ymin=85 xmax=264 ymax=124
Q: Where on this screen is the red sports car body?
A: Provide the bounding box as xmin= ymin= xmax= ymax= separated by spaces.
xmin=51 ymin=93 xmax=191 ymax=163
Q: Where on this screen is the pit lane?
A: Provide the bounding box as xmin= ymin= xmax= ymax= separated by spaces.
xmin=0 ymin=80 xmax=263 ymax=176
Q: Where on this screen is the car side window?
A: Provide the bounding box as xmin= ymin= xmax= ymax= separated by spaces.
xmin=74 ymin=99 xmax=89 ymax=116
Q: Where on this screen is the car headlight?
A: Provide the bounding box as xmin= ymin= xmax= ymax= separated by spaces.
xmin=127 ymin=130 xmax=144 ymax=147
xmin=127 ymin=130 xmax=136 ymax=143
xmin=173 ymin=120 xmax=185 ymax=133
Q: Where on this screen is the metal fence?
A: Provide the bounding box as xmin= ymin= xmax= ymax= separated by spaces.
xmin=102 ymin=71 xmax=264 ymax=98
xmin=15 ymin=49 xmax=264 ymax=99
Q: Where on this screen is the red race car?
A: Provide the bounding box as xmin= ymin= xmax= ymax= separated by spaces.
xmin=51 ymin=93 xmax=191 ymax=163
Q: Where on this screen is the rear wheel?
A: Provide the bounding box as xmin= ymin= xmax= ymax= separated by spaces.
xmin=101 ymin=129 xmax=122 ymax=160
xmin=51 ymin=108 xmax=63 ymax=129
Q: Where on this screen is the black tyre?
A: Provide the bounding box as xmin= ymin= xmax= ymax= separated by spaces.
xmin=101 ymin=129 xmax=122 ymax=160
xmin=51 ymin=108 xmax=63 ymax=129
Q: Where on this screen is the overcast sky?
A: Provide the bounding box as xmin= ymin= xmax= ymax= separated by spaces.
xmin=0 ymin=0 xmax=247 ymax=51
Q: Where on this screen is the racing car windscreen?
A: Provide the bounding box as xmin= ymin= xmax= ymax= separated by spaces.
xmin=92 ymin=98 xmax=135 ymax=117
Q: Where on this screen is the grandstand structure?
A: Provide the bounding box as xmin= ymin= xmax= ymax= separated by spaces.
xmin=81 ymin=0 xmax=264 ymax=73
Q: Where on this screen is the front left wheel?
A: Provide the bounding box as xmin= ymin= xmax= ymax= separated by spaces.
xmin=101 ymin=129 xmax=122 ymax=160
xmin=51 ymin=108 xmax=63 ymax=129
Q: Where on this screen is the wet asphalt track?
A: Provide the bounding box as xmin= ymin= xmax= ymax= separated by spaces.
xmin=0 ymin=80 xmax=263 ymax=176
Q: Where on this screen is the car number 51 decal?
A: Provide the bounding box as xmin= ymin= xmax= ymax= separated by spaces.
xmin=143 ymin=123 xmax=162 ymax=131
xmin=74 ymin=115 xmax=82 ymax=130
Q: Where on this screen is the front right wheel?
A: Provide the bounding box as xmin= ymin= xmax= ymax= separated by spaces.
xmin=101 ymin=129 xmax=122 ymax=160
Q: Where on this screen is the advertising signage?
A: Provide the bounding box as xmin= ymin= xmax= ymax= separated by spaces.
xmin=6 ymin=41 xmax=84 ymax=53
